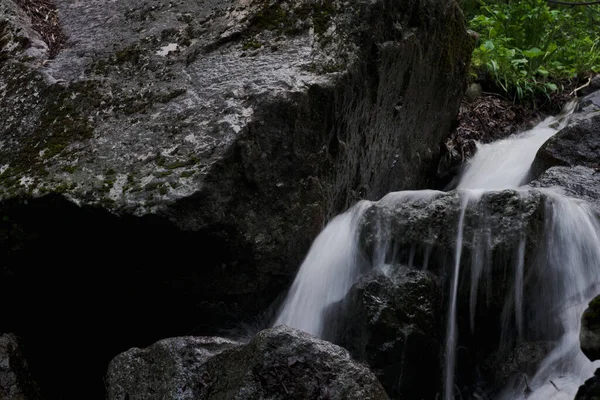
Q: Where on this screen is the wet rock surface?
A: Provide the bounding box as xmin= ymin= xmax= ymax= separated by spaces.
xmin=529 ymin=166 xmax=600 ymax=211
xmin=482 ymin=341 xmax=554 ymax=391
xmin=355 ymin=188 xmax=570 ymax=394
xmin=575 ymin=368 xmax=600 ymax=400
xmin=580 ymin=295 xmax=600 ymax=362
xmin=330 ymin=267 xmax=442 ymax=399
xmin=360 ymin=189 xmax=545 ymax=263
xmin=531 ymin=99 xmax=600 ymax=178
xmin=106 ymin=326 xmax=389 ymax=400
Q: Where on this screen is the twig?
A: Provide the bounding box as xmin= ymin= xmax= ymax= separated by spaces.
xmin=523 ymin=374 xmax=532 ymax=394
xmin=570 ymin=77 xmax=592 ymax=96
xmin=550 ymin=380 xmax=559 ymax=391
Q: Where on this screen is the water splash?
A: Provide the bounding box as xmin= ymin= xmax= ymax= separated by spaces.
xmin=273 ymin=189 xmax=443 ymax=336
xmin=458 ymin=101 xmax=575 ymax=191
xmin=273 ymin=201 xmax=370 ymax=337
xmin=495 ymin=192 xmax=600 ymax=400
xmin=444 ymin=192 xmax=470 ymax=400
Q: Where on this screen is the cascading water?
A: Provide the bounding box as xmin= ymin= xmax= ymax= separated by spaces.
xmin=272 ymin=99 xmax=600 ymax=399
xmin=273 ymin=201 xmax=371 ymax=337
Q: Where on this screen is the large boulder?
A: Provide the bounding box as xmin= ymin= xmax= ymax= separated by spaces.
xmin=0 ymin=0 xmax=473 ymax=397
xmin=329 ymin=267 xmax=442 ymax=399
xmin=106 ymin=326 xmax=389 ymax=400
xmin=106 ymin=336 xmax=240 ymax=400
xmin=531 ymin=108 xmax=600 ymax=178
xmin=0 ymin=333 xmax=41 ymax=400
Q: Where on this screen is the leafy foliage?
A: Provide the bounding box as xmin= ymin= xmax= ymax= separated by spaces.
xmin=463 ymin=0 xmax=600 ymax=104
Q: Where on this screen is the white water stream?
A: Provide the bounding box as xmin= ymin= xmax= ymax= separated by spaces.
xmin=273 ymin=100 xmax=600 ymax=399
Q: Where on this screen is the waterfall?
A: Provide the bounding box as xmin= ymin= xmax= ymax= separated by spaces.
xmin=273 ymin=201 xmax=371 ymax=337
xmin=272 ymin=99 xmax=600 ymax=399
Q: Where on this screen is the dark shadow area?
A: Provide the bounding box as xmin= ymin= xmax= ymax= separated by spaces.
xmin=0 ymin=194 xmax=256 ymax=400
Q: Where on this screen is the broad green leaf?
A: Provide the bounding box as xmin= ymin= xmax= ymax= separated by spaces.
xmin=523 ymin=47 xmax=543 ymax=58
xmin=483 ymin=40 xmax=495 ymax=51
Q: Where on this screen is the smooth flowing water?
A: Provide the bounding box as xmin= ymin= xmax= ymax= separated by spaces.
xmin=273 ymin=99 xmax=599 ymax=399
xmin=273 ymin=201 xmax=370 ymax=337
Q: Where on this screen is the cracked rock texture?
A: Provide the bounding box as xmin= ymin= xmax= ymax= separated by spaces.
xmin=106 ymin=326 xmax=388 ymax=400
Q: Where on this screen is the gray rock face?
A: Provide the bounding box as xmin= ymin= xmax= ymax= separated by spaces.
xmin=0 ymin=0 xmax=473 ymax=336
xmin=0 ymin=0 xmax=472 ymax=396
xmin=576 ymin=89 xmax=600 ymax=113
xmin=580 ymin=295 xmax=600 ymax=362
xmin=482 ymin=341 xmax=553 ymax=389
xmin=360 ymin=189 xmax=544 ymax=264
xmin=330 ymin=267 xmax=442 ymax=399
xmin=106 ymin=336 xmax=240 ymax=400
xmin=0 ymin=334 xmax=40 ymax=400
xmin=529 ymin=166 xmax=600 ymax=211
xmin=106 ymin=326 xmax=388 ymax=400
xmin=531 ymin=109 xmax=600 ymax=178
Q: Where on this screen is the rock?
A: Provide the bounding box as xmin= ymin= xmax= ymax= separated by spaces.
xmin=576 ymin=89 xmax=600 ymax=113
xmin=529 ymin=166 xmax=600 ymax=211
xmin=0 ymin=0 xmax=49 ymax=64
xmin=330 ymin=267 xmax=442 ymax=399
xmin=0 ymin=0 xmax=473 ymax=396
xmin=0 ymin=333 xmax=41 ymax=400
xmin=360 ymin=190 xmax=545 ymax=264
xmin=482 ymin=341 xmax=553 ymax=390
xmin=106 ymin=326 xmax=389 ymax=400
xmin=575 ymin=368 xmax=600 ymax=400
xmin=580 ymin=295 xmax=600 ymax=362
xmin=106 ymin=336 xmax=240 ymax=400
xmin=356 ymin=189 xmax=556 ymax=393
xmin=465 ymin=83 xmax=482 ymax=102
xmin=531 ymin=110 xmax=600 ymax=178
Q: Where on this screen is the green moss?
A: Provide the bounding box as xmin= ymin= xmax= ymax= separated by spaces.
xmin=165 ymin=157 xmax=199 ymax=170
xmin=145 ymin=182 xmax=159 ymax=191
xmin=159 ymin=185 xmax=168 ymax=195
xmin=242 ymin=41 xmax=263 ymax=50
xmin=312 ymin=1 xmax=335 ymax=36
xmin=62 ymin=165 xmax=77 ymax=173
xmin=54 ymin=182 xmax=75 ymax=193
xmin=251 ymin=3 xmax=288 ymax=32
xmin=180 ymin=170 xmax=195 ymax=178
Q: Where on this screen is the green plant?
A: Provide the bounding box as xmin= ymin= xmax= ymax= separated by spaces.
xmin=466 ymin=0 xmax=600 ymax=104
